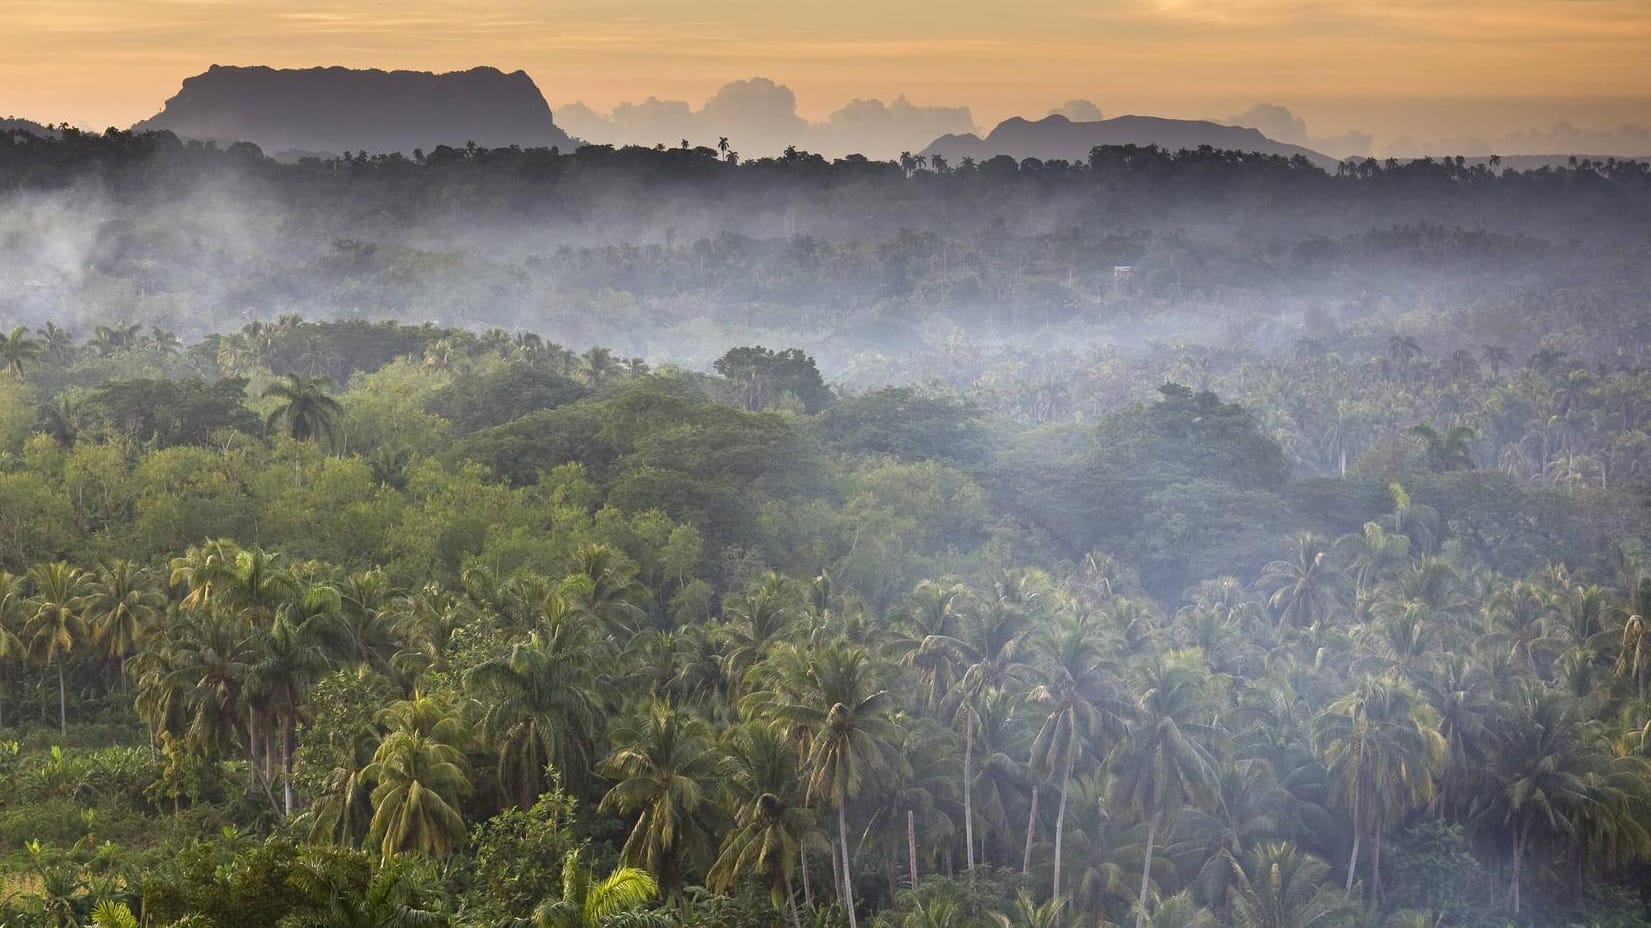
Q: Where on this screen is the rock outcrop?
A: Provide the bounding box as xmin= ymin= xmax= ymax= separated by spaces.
xmin=132 ymin=65 xmax=576 ymax=157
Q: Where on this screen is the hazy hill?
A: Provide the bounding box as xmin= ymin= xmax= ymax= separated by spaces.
xmin=1 ymin=116 xmax=54 ymax=136
xmin=131 ymin=64 xmax=576 ymax=157
xmin=922 ymin=113 xmax=1337 ymax=168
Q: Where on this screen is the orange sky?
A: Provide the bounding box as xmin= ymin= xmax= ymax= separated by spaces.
xmin=5 ymin=0 xmax=1650 ymax=146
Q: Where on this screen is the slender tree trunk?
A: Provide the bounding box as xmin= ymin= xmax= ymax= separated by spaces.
xmin=1136 ymin=815 xmax=1157 ymax=928
xmin=1372 ymin=826 xmax=1383 ymax=905
xmin=829 ymin=834 xmax=842 ymax=904
xmin=57 ymin=663 xmax=67 ymax=736
xmin=1345 ymin=786 xmax=1361 ymax=893
xmin=908 ymin=809 xmax=919 ymax=888
xmin=963 ymin=711 xmax=975 ymax=871
xmin=800 ymin=845 xmax=813 ymax=908
xmin=1509 ymin=827 xmax=1526 ymax=914
xmin=1023 ymin=784 xmax=1039 ymax=874
xmin=838 ymin=803 xmax=858 ymax=928
xmin=282 ymin=714 xmax=295 ymax=815
xmin=248 ymin=708 xmax=261 ymax=793
xmin=1053 ymin=756 xmax=1073 ymax=900
xmin=1339 ymin=446 xmax=1347 ymax=478
xmin=784 ymin=871 xmax=802 ymax=928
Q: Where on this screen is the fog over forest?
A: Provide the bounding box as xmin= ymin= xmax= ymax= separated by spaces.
xmin=5 ymin=124 xmax=1651 ymax=928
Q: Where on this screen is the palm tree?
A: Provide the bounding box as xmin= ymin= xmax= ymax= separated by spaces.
xmin=1410 ymin=424 xmax=1477 ymax=471
xmin=578 ymin=347 xmax=620 ymax=389
xmin=1257 ymin=535 xmax=1344 ymax=631
xmin=1481 ymin=344 xmax=1513 ymax=378
xmin=1311 ymin=674 xmax=1444 ymax=899
xmin=467 ymin=627 xmax=604 ymax=806
xmin=81 ymin=559 xmax=165 ymax=683
xmin=263 ymin=373 xmax=344 ymax=446
xmin=562 ymin=543 xmax=649 ymax=635
xmin=1228 ymin=843 xmax=1348 ymax=928
xmin=943 ymin=594 xmax=1034 ymax=871
xmin=362 ymin=728 xmax=472 ymax=858
xmin=0 ymin=571 xmax=26 ymax=728
xmin=1470 ymin=685 xmax=1648 ymax=913
xmin=600 ymin=702 xmax=725 ymax=902
xmin=36 ymin=322 xmax=75 ymax=365
xmin=751 ymin=641 xmax=906 ymax=928
xmin=534 ymin=850 xmax=670 ymax=928
xmin=1027 ymin=612 xmax=1127 ymax=900
xmin=1387 ymin=335 xmax=1422 ymax=365
xmin=248 ymin=591 xmax=343 ymax=814
xmin=0 ymin=325 xmax=42 ymax=378
xmin=711 ymin=722 xmax=821 ymax=928
xmin=1114 ymin=650 xmax=1223 ymax=927
xmin=24 ymin=561 xmax=90 ymax=735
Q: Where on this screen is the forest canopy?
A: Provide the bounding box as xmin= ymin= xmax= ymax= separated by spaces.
xmin=2 ymin=129 xmax=1651 ymax=928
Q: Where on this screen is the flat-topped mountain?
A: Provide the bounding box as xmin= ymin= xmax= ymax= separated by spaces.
xmin=921 ymin=114 xmax=1337 ymax=169
xmin=132 ymin=65 xmax=576 ymax=157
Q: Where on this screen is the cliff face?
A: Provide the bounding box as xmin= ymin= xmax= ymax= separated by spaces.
xmin=922 ymin=114 xmax=1336 ymax=170
xmin=132 ymin=65 xmax=576 ymax=156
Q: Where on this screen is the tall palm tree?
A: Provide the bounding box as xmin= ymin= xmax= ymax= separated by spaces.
xmin=362 ymin=728 xmax=472 ymax=858
xmin=0 ymin=571 xmax=26 ymax=728
xmin=1114 ymin=650 xmax=1223 ymax=927
xmin=467 ymin=627 xmax=604 ymax=806
xmin=24 ymin=561 xmax=90 ymax=735
xmin=248 ymin=590 xmax=344 ymax=814
xmin=711 ymin=722 xmax=822 ymax=928
xmin=1257 ymin=535 xmax=1344 ymax=631
xmin=751 ymin=641 xmax=906 ymax=928
xmin=82 ymin=559 xmax=165 ymax=683
xmin=942 ymin=594 xmax=1034 ymax=871
xmin=0 ymin=325 xmax=42 ymax=379
xmin=1027 ymin=612 xmax=1127 ymax=900
xmin=1311 ymin=674 xmax=1444 ymax=899
xmin=600 ymin=702 xmax=725 ymax=902
xmin=263 ymin=373 xmax=344 ymax=446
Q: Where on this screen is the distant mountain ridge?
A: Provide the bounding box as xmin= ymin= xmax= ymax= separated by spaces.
xmin=921 ymin=114 xmax=1337 ymax=169
xmin=2 ymin=116 xmax=55 ymax=137
xmin=131 ymin=65 xmax=576 ymax=157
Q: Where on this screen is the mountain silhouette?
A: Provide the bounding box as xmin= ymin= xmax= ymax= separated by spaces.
xmin=131 ymin=65 xmax=576 ymax=157
xmin=2 ymin=116 xmax=55 ymax=137
xmin=921 ymin=114 xmax=1337 ymax=169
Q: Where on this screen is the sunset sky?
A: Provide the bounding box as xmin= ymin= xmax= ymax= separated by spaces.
xmin=5 ymin=0 xmax=1650 ymax=152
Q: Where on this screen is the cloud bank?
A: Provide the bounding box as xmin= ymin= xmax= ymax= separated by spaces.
xmin=555 ymin=77 xmax=975 ymax=159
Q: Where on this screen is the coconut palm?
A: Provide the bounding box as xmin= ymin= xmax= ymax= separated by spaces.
xmin=81 ymin=559 xmax=165 ymax=682
xmin=24 ymin=561 xmax=90 ymax=735
xmin=467 ymin=626 xmax=604 ymax=806
xmin=750 ymin=641 xmax=906 ymax=928
xmin=1027 ymin=612 xmax=1128 ymax=900
xmin=600 ymin=701 xmax=725 ymax=902
xmin=1113 ymin=650 xmax=1223 ymax=926
xmin=362 ymin=728 xmax=472 ymax=858
xmin=263 ymin=373 xmax=344 ymax=446
xmin=1228 ymin=842 xmax=1348 ymax=928
xmin=0 ymin=571 xmax=26 ymax=728
xmin=711 ymin=722 xmax=822 ymax=927
xmin=1311 ymin=674 xmax=1444 ymax=899
xmin=1257 ymin=535 xmax=1345 ymax=631
xmin=248 ymin=589 xmax=345 ymax=814
xmin=0 ymin=325 xmax=42 ymax=378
